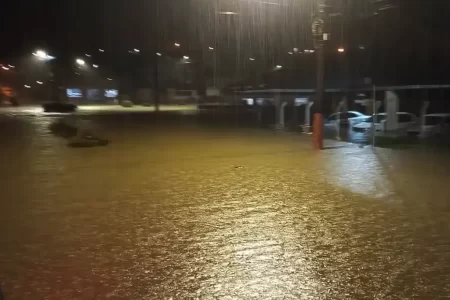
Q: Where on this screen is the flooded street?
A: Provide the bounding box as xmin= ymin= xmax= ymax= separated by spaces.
xmin=1 ymin=110 xmax=450 ymax=299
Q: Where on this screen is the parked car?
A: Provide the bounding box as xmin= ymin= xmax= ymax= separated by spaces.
xmin=353 ymin=112 xmax=417 ymax=133
xmin=407 ymin=113 xmax=450 ymax=138
xmin=42 ymin=102 xmax=77 ymax=113
xmin=324 ymin=111 xmax=369 ymax=130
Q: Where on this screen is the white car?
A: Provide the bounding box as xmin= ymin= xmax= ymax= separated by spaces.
xmin=325 ymin=111 xmax=369 ymax=130
xmin=353 ymin=112 xmax=417 ymax=133
xmin=407 ymin=113 xmax=450 ymax=138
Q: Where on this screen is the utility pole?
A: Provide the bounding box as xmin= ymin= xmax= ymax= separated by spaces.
xmin=153 ymin=0 xmax=160 ymax=112
xmin=312 ymin=0 xmax=327 ymax=150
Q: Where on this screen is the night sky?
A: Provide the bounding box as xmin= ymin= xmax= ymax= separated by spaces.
xmin=2 ymin=1 xmax=450 ymax=82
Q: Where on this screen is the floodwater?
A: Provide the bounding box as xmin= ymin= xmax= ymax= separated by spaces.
xmin=1 ymin=108 xmax=450 ymax=299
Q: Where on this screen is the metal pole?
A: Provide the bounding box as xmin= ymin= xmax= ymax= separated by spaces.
xmin=312 ymin=0 xmax=326 ymax=150
xmin=154 ymin=0 xmax=160 ymax=111
xmin=372 ymin=84 xmax=376 ymax=147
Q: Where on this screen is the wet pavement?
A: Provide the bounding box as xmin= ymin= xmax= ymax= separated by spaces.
xmin=1 ymin=109 xmax=450 ymax=299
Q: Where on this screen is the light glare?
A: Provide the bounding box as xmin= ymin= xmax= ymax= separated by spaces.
xmin=76 ymin=59 xmax=85 ymax=66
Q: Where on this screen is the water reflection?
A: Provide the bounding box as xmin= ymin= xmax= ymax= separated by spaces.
xmin=321 ymin=146 xmax=396 ymax=200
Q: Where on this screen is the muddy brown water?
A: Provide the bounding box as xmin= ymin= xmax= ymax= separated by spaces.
xmin=1 ymin=111 xmax=450 ymax=299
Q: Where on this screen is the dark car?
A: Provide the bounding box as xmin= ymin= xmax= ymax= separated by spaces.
xmin=42 ymin=102 xmax=77 ymax=113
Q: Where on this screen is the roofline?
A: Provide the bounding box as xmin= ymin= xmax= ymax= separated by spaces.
xmin=236 ymin=84 xmax=450 ymax=94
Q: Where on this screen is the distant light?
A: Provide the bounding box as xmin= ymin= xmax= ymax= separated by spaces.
xmin=208 ymin=47 xmax=214 ymax=50
xmin=218 ymin=11 xmax=239 ymax=15
xmin=85 ymin=53 xmax=91 ymax=57
xmin=309 ymin=49 xmax=315 ymax=53
xmin=174 ymin=43 xmax=181 ymax=47
xmin=338 ymin=47 xmax=345 ymax=53
xmin=249 ymin=57 xmax=255 ymax=61
xmin=36 ymin=81 xmax=43 ymax=85
xmin=293 ymin=48 xmax=299 ymax=53
xmin=134 ymin=48 xmax=140 ymax=53
xmin=75 ymin=72 xmax=80 ymax=75
xmin=24 ymin=85 xmax=31 ymax=88
xmin=76 ymin=58 xmax=85 ymax=66
xmin=93 ymin=64 xmax=99 ymax=68
xmin=183 ymin=56 xmax=190 ymax=59
xmin=8 ymin=64 xmax=15 ymax=68
xmin=288 ymin=52 xmax=293 ymax=55
xmin=99 ymin=49 xmax=105 ymax=52
xmin=1 ymin=66 xmax=9 ymax=71
xmin=33 ymin=50 xmax=55 ymax=61
xmin=34 ymin=50 xmax=47 ymax=59
xmin=276 ymin=65 xmax=282 ymax=69
xmin=358 ymin=45 xmax=365 ymax=50
xmin=107 ymin=78 xmax=113 ymax=81
xmin=156 ymin=52 xmax=162 ymax=56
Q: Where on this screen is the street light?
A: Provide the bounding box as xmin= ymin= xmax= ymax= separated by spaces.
xmin=24 ymin=85 xmax=31 ymax=88
xmin=134 ymin=48 xmax=140 ymax=53
xmin=99 ymin=49 xmax=105 ymax=52
xmin=276 ymin=65 xmax=282 ymax=69
xmin=249 ymin=57 xmax=255 ymax=61
xmin=85 ymin=53 xmax=91 ymax=57
xmin=36 ymin=81 xmax=43 ymax=85
xmin=208 ymin=47 xmax=214 ymax=50
xmin=76 ymin=58 xmax=85 ymax=66
xmin=33 ymin=50 xmax=55 ymax=61
xmin=93 ymin=64 xmax=99 ymax=68
xmin=174 ymin=42 xmax=181 ymax=47
xmin=34 ymin=50 xmax=47 ymax=59
xmin=338 ymin=47 xmax=345 ymax=53
xmin=1 ymin=66 xmax=9 ymax=71
xmin=218 ymin=11 xmax=239 ymax=15
xmin=183 ymin=56 xmax=190 ymax=59
xmin=156 ymin=52 xmax=162 ymax=56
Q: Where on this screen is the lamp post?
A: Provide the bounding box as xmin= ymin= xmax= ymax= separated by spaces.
xmin=312 ymin=0 xmax=327 ymax=150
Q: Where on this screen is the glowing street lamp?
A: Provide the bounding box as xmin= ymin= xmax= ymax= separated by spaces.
xmin=338 ymin=47 xmax=345 ymax=53
xmin=76 ymin=58 xmax=86 ymax=66
xmin=218 ymin=11 xmax=239 ymax=15
xmin=36 ymin=81 xmax=44 ymax=85
xmin=33 ymin=50 xmax=55 ymax=61
xmin=34 ymin=50 xmax=47 ymax=59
